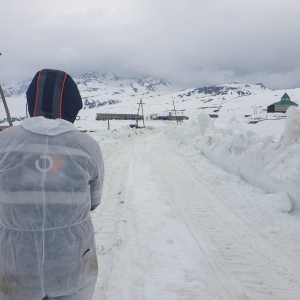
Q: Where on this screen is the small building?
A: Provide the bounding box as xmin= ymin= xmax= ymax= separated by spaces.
xmin=96 ymin=113 xmax=143 ymax=121
xmin=208 ymin=114 xmax=218 ymax=119
xmin=157 ymin=115 xmax=189 ymax=121
xmin=267 ymin=93 xmax=298 ymax=113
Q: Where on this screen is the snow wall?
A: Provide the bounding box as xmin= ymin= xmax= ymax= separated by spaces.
xmin=165 ymin=106 xmax=300 ymax=211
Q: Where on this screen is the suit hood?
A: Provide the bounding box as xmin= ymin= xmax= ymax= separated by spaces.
xmin=20 ymin=116 xmax=77 ymax=136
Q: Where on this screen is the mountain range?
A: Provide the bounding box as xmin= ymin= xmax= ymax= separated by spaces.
xmin=1 ymin=71 xmax=299 ymax=138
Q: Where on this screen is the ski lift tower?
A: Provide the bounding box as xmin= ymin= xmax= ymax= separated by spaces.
xmin=0 ymin=53 xmax=13 ymax=127
xmin=172 ymin=100 xmax=180 ymax=125
xmin=166 ymin=100 xmax=182 ymax=124
xmin=136 ymin=99 xmax=145 ymax=128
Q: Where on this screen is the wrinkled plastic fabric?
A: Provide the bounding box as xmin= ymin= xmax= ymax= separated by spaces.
xmin=0 ymin=117 xmax=104 ymax=300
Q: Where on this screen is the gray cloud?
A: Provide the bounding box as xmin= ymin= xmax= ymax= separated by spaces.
xmin=1 ymin=0 xmax=300 ymax=90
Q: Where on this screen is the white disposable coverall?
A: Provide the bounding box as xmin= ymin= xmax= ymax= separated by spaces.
xmin=0 ymin=117 xmax=104 ymax=300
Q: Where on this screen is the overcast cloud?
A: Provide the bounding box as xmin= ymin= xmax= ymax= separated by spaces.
xmin=1 ymin=0 xmax=300 ymax=89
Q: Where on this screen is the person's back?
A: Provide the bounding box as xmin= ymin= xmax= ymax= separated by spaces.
xmin=0 ymin=69 xmax=104 ymax=300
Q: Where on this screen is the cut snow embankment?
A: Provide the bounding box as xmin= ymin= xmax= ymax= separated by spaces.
xmin=165 ymin=106 xmax=300 ymax=213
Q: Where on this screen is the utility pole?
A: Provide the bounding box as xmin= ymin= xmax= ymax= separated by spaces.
xmin=136 ymin=99 xmax=145 ymax=128
xmin=172 ymin=100 xmax=180 ymax=125
xmin=0 ymin=53 xmax=13 ymax=127
xmin=26 ymin=103 xmax=29 ymax=118
xmin=213 ymin=97 xmax=225 ymax=123
xmin=251 ymin=105 xmax=261 ymax=116
xmin=140 ymin=100 xmax=145 ymax=128
xmin=0 ymin=84 xmax=13 ymax=126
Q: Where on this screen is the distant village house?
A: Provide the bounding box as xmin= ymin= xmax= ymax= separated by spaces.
xmin=267 ymin=93 xmax=298 ymax=113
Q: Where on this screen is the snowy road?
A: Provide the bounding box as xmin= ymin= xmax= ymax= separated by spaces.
xmin=91 ymin=130 xmax=300 ymax=300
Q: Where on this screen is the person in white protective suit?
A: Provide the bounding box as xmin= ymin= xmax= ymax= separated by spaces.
xmin=0 ymin=69 xmax=104 ymax=300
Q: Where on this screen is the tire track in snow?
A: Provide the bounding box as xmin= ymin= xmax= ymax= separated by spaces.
xmin=120 ymin=135 xmax=227 ymax=299
xmin=92 ymin=138 xmax=135 ymax=300
xmin=150 ymin=142 xmax=246 ymax=300
xmin=150 ymin=133 xmax=300 ymax=299
xmin=93 ymin=131 xmax=300 ymax=299
xmin=174 ymin=151 xmax=300 ymax=276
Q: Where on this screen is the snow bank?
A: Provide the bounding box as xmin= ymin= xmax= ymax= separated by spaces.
xmin=165 ymin=107 xmax=300 ymax=211
xmin=281 ymin=107 xmax=300 ymax=144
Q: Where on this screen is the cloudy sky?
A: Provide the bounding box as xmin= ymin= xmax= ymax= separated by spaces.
xmin=1 ymin=0 xmax=300 ymax=89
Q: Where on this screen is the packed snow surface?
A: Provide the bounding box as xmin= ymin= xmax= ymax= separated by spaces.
xmin=88 ymin=108 xmax=300 ymax=299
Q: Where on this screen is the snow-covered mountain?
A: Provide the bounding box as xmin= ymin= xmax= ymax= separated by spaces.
xmin=1 ymin=80 xmax=31 ymax=97
xmin=0 ymin=71 xmax=178 ymax=123
xmin=0 ymin=71 xmax=176 ymax=108
xmin=156 ymin=82 xmax=271 ymax=117
xmin=76 ymin=72 xmax=176 ymax=109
